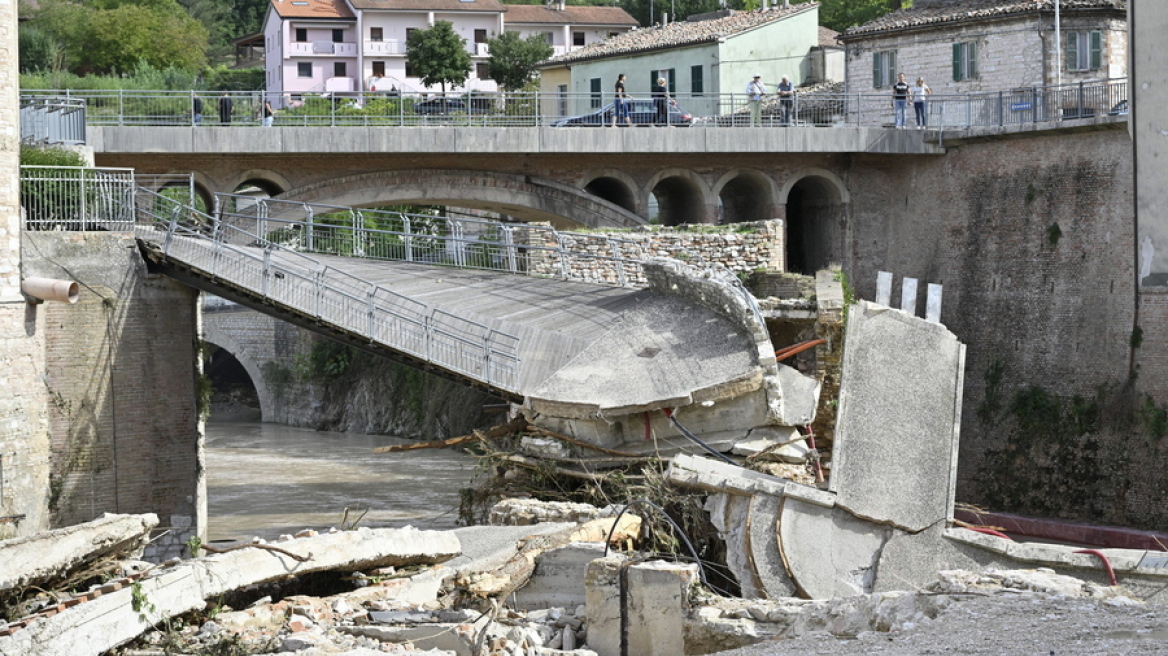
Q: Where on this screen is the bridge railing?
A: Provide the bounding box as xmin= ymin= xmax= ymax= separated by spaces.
xmin=211 ymin=193 xmax=654 ymax=287
xmin=22 ymin=79 xmax=1127 ymax=129
xmin=20 ymin=96 xmax=86 ymax=144
xmin=20 ymin=166 xmax=199 ymax=230
xmin=134 ymin=189 xmax=522 ymax=392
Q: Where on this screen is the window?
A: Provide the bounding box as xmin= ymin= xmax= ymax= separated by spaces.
xmin=951 ymin=42 xmax=978 ymax=81
xmin=298 ymin=62 xmax=312 ymax=78
xmin=1066 ymin=30 xmax=1103 ymax=71
xmin=295 ymin=28 xmax=308 ymax=43
xmin=476 ymin=62 xmax=490 ymax=79
xmin=590 ymin=77 xmax=602 ymax=108
xmin=372 ymin=61 xmax=385 ymax=77
xmin=475 ymin=29 xmax=487 ymax=44
xmin=545 ymin=32 xmax=554 ymax=44
xmin=332 ymin=29 xmax=344 ymax=43
xmin=370 ymin=27 xmax=383 ymax=42
xmin=334 ymin=62 xmax=346 ymax=77
xmin=691 ymin=65 xmax=703 ymax=95
xmin=872 ymin=50 xmax=896 ymax=88
xmin=573 ymin=31 xmax=585 ymax=46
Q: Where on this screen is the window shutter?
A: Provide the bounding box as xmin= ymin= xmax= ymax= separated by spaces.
xmin=691 ymin=65 xmax=703 ymax=95
xmin=1089 ymin=31 xmax=1103 ymax=70
xmin=650 ymin=72 xmax=657 ymax=88
xmin=667 ymin=68 xmax=676 ymax=93
xmin=969 ymin=42 xmax=978 ymax=79
xmin=873 ymin=53 xmax=880 ymax=88
xmin=1066 ymin=31 xmax=1079 ymax=71
xmin=953 ymin=43 xmax=963 ymax=81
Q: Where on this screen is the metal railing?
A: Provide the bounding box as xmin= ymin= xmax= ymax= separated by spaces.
xmin=20 ymin=166 xmax=198 ymax=230
xmin=139 ymin=190 xmax=523 ymax=392
xmin=21 ymin=78 xmax=1127 ymax=129
xmin=20 ymin=96 xmax=87 ymax=144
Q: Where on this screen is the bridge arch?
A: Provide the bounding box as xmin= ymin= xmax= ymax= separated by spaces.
xmin=645 ymin=168 xmax=711 ymax=226
xmin=277 ymin=170 xmax=646 ymax=229
xmin=231 ymin=169 xmax=292 ymax=198
xmin=713 ymin=168 xmax=778 ymax=224
xmin=201 ymin=322 xmax=273 ymax=422
xmin=578 ymin=170 xmax=639 ymax=215
xmin=780 ymin=168 xmax=851 ymax=275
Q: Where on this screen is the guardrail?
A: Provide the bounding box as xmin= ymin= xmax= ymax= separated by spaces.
xmin=20 ymin=166 xmax=196 ymax=230
xmin=20 ymin=96 xmax=87 ymax=144
xmin=140 ymin=189 xmax=523 ymax=393
xmin=22 ymin=78 xmax=1127 ymax=129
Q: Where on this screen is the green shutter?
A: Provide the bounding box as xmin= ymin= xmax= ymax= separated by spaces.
xmin=873 ymin=53 xmax=881 ymax=88
xmin=969 ymin=42 xmax=978 ymax=79
xmin=1090 ymin=31 xmax=1103 ymax=70
xmin=953 ymin=43 xmax=963 ymax=81
xmin=1066 ymin=31 xmax=1079 ymax=71
xmin=889 ymin=52 xmax=896 ymax=86
xmin=667 ymin=68 xmax=676 ymax=93
xmin=691 ymin=65 xmax=703 ymax=95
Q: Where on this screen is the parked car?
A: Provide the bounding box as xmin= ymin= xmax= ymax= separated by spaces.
xmin=550 ymin=100 xmax=694 ymax=127
xmin=412 ymin=96 xmax=492 ymax=115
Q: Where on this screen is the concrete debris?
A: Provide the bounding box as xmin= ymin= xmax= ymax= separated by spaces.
xmin=0 ymin=513 xmax=158 ymax=596
xmin=0 ymin=526 xmax=461 ymax=656
xmin=489 ymin=499 xmax=622 ymax=526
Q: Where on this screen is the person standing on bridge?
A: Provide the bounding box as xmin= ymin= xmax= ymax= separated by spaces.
xmin=653 ymin=77 xmax=672 ymax=126
xmin=892 ymin=73 xmax=909 ymax=128
xmin=612 ymin=74 xmax=633 ymax=127
xmin=911 ymin=77 xmax=932 ymax=128
xmin=192 ymin=93 xmax=203 ymax=126
xmin=777 ymin=75 xmax=794 ymax=126
xmin=218 ymin=92 xmax=233 ymax=125
xmin=746 ymin=74 xmax=766 ymax=127
xmin=262 ymin=99 xmax=275 ymax=127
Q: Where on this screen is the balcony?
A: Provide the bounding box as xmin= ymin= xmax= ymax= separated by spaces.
xmin=288 ymin=41 xmax=358 ymax=57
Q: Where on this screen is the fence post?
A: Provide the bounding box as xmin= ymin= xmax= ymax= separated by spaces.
xmin=262 ymin=247 xmax=272 ymax=298
xmin=403 ymin=216 xmax=413 ymax=262
xmin=997 ymin=90 xmax=1003 ymax=127
xmin=610 ymin=238 xmax=626 ymax=287
xmin=80 ymin=168 xmax=89 ymax=230
xmin=367 ymin=285 xmax=377 ymax=339
xmin=503 ymin=226 xmax=517 ymax=273
xmin=119 ymin=89 xmax=124 ymax=127
xmin=305 ymin=204 xmax=314 ymax=252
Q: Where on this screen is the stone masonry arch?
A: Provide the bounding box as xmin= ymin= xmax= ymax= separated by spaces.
xmin=578 ymin=169 xmax=640 ymax=215
xmin=780 ymin=168 xmax=851 ymax=275
xmin=278 ymin=170 xmax=647 ymax=229
xmin=645 ymin=168 xmax=713 ymax=226
xmin=201 ymin=318 xmax=274 ymax=421
xmin=713 ymin=168 xmax=779 ymax=224
xmin=230 ymin=169 xmax=292 ymax=197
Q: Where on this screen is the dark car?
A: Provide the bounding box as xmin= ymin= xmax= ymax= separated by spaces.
xmin=413 ymin=96 xmax=493 ymax=115
xmin=550 ymin=99 xmax=694 ymax=127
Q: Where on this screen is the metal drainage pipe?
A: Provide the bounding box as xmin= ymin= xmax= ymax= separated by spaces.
xmin=21 ymin=277 xmax=79 ymax=304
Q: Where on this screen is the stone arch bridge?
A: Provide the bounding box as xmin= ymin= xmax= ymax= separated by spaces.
xmin=90 ymin=126 xmax=937 ymax=275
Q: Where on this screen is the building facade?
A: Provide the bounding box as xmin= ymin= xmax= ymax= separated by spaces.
xmin=262 ymin=0 xmax=637 ymax=100
xmin=837 ymin=0 xmax=1128 ymax=94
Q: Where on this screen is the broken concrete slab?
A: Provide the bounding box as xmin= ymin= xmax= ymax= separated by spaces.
xmin=0 ymin=513 xmax=158 ymax=594
xmin=585 ymin=557 xmax=699 ymax=656
xmin=762 ymin=363 xmax=822 ymax=426
xmin=514 ymin=542 xmax=606 ymax=611
xmin=707 ymin=493 xmax=762 ymax=599
xmin=730 ymin=426 xmax=803 ymax=458
xmin=778 ymin=496 xmax=891 ymax=599
xmin=746 ymin=494 xmax=797 ymax=599
xmin=0 ymin=526 xmax=461 ymax=656
xmin=830 ymin=300 xmax=965 ymax=532
xmin=666 ymin=453 xmax=789 ymax=497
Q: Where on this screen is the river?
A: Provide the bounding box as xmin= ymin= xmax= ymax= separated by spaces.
xmin=205 ymin=421 xmax=478 ymax=544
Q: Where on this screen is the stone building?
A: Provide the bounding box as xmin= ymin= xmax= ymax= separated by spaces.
xmin=837 ymin=0 xmax=1128 ymax=95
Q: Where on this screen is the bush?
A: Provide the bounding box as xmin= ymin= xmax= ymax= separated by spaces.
xmin=20 ymin=146 xmax=86 ymax=167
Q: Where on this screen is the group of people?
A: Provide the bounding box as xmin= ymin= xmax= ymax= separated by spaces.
xmin=191 ymin=92 xmax=275 ymax=127
xmin=610 ymin=73 xmax=678 ymax=127
xmin=745 ymin=74 xmax=795 ymax=127
xmin=892 ymin=73 xmax=931 ymax=128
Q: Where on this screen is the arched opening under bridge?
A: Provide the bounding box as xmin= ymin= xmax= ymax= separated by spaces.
xmin=583 ymin=174 xmax=637 ymax=214
xmin=783 ymin=172 xmax=848 ymax=275
xmin=716 ymin=170 xmax=774 ymax=224
xmin=649 ymin=174 xmax=706 ymax=226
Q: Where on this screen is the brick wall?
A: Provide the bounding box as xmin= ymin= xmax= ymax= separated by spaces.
xmin=22 ymin=233 xmax=202 ymax=560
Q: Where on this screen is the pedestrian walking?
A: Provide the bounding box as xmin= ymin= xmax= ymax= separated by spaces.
xmin=777 ymin=75 xmax=794 ymax=126
xmin=218 ymin=92 xmax=233 ymax=125
xmin=652 ymin=77 xmax=671 ymax=126
xmin=262 ymin=99 xmax=274 ymax=127
xmin=892 ymin=73 xmax=909 ymax=128
xmin=192 ymin=93 xmax=203 ymax=126
xmin=612 ymin=74 xmax=633 ymax=127
xmin=746 ymin=74 xmax=766 ymax=127
xmin=912 ymin=77 xmax=932 ymax=128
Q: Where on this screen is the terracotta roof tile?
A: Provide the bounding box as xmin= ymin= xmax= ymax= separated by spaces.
xmin=541 ymin=3 xmax=817 ymax=66
xmin=503 ymin=4 xmax=638 ymax=26
xmin=817 ymin=24 xmax=838 ymax=47
xmin=840 ymin=0 xmax=1126 ymax=39
xmin=270 ymin=0 xmax=355 ymax=19
xmin=346 ymin=0 xmax=505 ymax=12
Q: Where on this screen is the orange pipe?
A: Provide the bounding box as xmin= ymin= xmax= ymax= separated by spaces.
xmin=775 ymin=338 xmax=825 ymax=362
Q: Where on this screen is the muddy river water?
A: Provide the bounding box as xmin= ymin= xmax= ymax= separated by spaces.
xmin=205 ymin=421 xmax=478 ymax=543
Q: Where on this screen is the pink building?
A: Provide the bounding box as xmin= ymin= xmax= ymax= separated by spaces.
xmin=262 ymin=0 xmax=637 ymax=100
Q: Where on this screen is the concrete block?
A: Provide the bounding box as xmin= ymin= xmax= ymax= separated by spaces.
xmin=730 ymin=426 xmax=801 ymax=457
xmin=514 ymin=542 xmax=606 ymax=611
xmin=763 ymin=364 xmax=821 ymax=426
xmin=778 ymin=497 xmax=890 ymax=599
xmin=830 ymin=301 xmax=965 ymax=532
xmin=666 ymin=453 xmax=789 ymax=497
xmin=584 ymin=557 xmax=697 ymax=656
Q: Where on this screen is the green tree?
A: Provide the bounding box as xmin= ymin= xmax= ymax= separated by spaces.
xmin=486 ymin=32 xmax=553 ymax=91
xmin=814 ymin=0 xmax=904 ymax=33
xmin=17 ymin=25 xmax=63 ymax=72
xmin=406 ymin=21 xmax=471 ymax=93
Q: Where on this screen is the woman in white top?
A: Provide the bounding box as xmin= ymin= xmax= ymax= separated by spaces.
xmin=911 ymin=77 xmax=931 ymax=128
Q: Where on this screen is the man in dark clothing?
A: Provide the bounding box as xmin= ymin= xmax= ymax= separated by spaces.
xmin=652 ymin=77 xmax=669 ymax=126
xmin=192 ymin=94 xmax=203 ymax=125
xmin=777 ymin=76 xmax=794 ymax=126
xmin=892 ymin=73 xmax=909 ymax=128
xmin=218 ymin=92 xmax=233 ymax=125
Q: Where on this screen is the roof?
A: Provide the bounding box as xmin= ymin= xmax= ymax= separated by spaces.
xmin=817 ymin=25 xmax=838 ymax=47
xmin=840 ymin=0 xmax=1127 ymax=39
xmin=540 ymin=3 xmax=817 ymax=67
xmin=346 ymin=0 xmax=505 ymax=12
xmin=269 ymin=0 xmax=355 ymax=20
xmin=503 ymin=4 xmax=638 ymax=27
